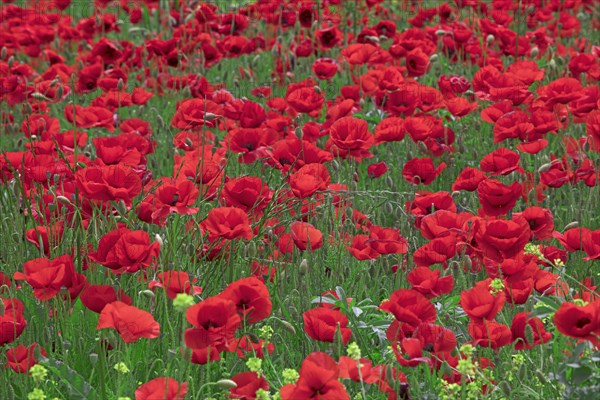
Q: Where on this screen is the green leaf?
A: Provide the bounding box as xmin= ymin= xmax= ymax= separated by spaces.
xmin=42 ymin=358 xmax=100 ymax=400
xmin=571 ymin=366 xmax=592 ymax=385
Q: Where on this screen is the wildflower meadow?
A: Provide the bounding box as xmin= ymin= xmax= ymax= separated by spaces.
xmin=0 ymin=0 xmax=599 ymax=399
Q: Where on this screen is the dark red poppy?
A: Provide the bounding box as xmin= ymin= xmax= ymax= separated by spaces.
xmin=285 ymin=79 xmax=324 ymax=115
xmin=184 ymin=295 xmax=241 ymax=352
xmin=511 ymin=312 xmax=552 ymax=350
xmin=290 ymin=221 xmax=323 ymax=252
xmin=199 ymin=207 xmax=253 ymax=242
xmin=97 ymin=301 xmax=160 ymax=343
xmin=312 ymin=58 xmax=338 ymax=80
xmin=513 ymin=206 xmax=554 ymax=241
xmin=406 ymin=47 xmax=430 ymax=77
xmin=474 ymin=216 xmax=531 ymax=261
xmin=582 ymin=229 xmax=600 ymax=260
xmin=554 ymin=300 xmax=599 ymax=345
xmin=303 ymin=307 xmax=352 ymax=345
xmin=413 ymin=235 xmax=459 ymax=267
xmin=25 ymin=222 xmax=64 ymax=256
xmin=479 ymin=147 xmax=524 ymax=176
xmin=64 ymin=104 xmax=115 ymax=132
xmin=408 ymin=267 xmax=454 ymax=299
xmin=402 ymin=158 xmax=446 ymax=185
xmin=75 ymin=164 xmax=142 ymax=204
xmin=135 ymin=377 xmax=187 ymax=400
xmin=0 ymin=298 xmax=27 ymax=346
xmin=468 ymin=320 xmax=512 ymax=349
xmin=229 ymin=372 xmax=269 ymax=399
xmin=149 ymin=271 xmax=202 ymax=300
xmin=380 ymin=289 xmax=436 ymax=329
xmin=5 ymin=343 xmax=47 ymax=373
xmin=280 ymin=352 xmax=349 ymax=400
xmin=452 ymin=167 xmax=488 ymax=192
xmin=88 ymin=227 xmax=160 ymax=274
xmin=326 ymin=116 xmax=374 ymax=161
xmin=367 ymin=161 xmax=388 ymax=179
xmin=553 ymin=227 xmax=591 ymax=252
xmin=171 ymin=99 xmax=223 ymax=130
xmin=80 ymin=284 xmax=132 ymax=313
xmin=288 ymin=163 xmax=330 ymax=199
xmin=477 ymin=179 xmax=522 ymax=217
xmin=316 ymin=26 xmax=343 ymax=49
xmin=460 ymin=280 xmax=506 ymax=321
xmin=14 ymin=254 xmax=86 ymax=301
xmin=152 ymin=178 xmax=200 ymax=220
xmin=221 ymin=277 xmax=272 ymax=324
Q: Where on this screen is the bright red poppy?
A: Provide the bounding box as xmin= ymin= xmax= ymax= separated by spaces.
xmin=97 ymin=301 xmax=160 ymax=343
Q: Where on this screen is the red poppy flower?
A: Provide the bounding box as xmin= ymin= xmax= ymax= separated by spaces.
xmin=290 ymin=221 xmax=323 ymax=252
xmin=402 ymin=158 xmax=446 ymax=185
xmin=97 ymin=301 xmax=160 ymax=343
xmin=407 ymin=267 xmax=454 ymax=299
xmin=221 ymin=277 xmax=272 ymax=324
xmin=413 ymin=235 xmax=459 ymax=267
xmin=149 ymin=271 xmax=202 ymax=300
xmin=230 ymin=372 xmax=269 ymax=399
xmin=460 ymin=280 xmax=506 ymax=321
xmin=582 ymin=229 xmax=600 ymax=260
xmin=368 ymin=225 xmax=408 ymax=255
xmin=75 ymin=164 xmax=142 ymax=204
xmin=199 ymin=207 xmax=253 ymax=241
xmin=80 ymin=284 xmax=132 ymax=313
xmin=468 ymin=320 xmax=512 ymax=350
xmin=474 ymin=216 xmax=531 ymax=261
xmin=380 ymin=289 xmax=436 ymax=329
xmin=327 ymin=116 xmax=374 ymax=161
xmin=346 ymin=234 xmax=381 ymax=260
xmin=220 ymin=176 xmax=271 ymax=215
xmin=512 ymin=206 xmax=554 ymax=241
xmin=5 ymin=343 xmax=47 ymax=373
xmin=171 ymin=98 xmax=223 ymax=130
xmin=316 ymin=26 xmax=343 ymax=49
xmin=553 ymin=227 xmax=591 ymax=252
xmin=64 ymin=104 xmax=115 ymax=132
xmin=88 ymin=227 xmax=160 ymax=274
xmin=25 ymin=222 xmax=64 ymax=256
xmin=184 ymin=296 xmax=241 ymax=351
xmin=303 ymin=307 xmax=352 ymax=345
xmin=493 ymin=111 xmax=534 ymax=143
xmin=406 ymin=47 xmax=430 ymax=76
xmin=480 ymin=147 xmax=524 ymax=176
xmin=135 ymin=377 xmax=187 ymax=400
xmin=554 ymin=300 xmax=600 ymax=345
xmin=285 ymin=79 xmax=324 ymax=115
xmin=511 ymin=312 xmax=552 ymax=350
xmin=288 ymin=163 xmax=330 ymax=199
xmin=373 ymin=117 xmax=406 ymax=144
xmin=0 ymin=298 xmax=27 ymax=346
xmin=280 ymin=352 xmax=349 ymax=400
xmin=312 ymin=58 xmax=338 ymax=80
xmin=152 ymin=178 xmax=200 ymax=220
xmin=452 ymin=167 xmax=488 ymax=192
xmin=477 ymin=179 xmax=522 ymax=217
xmin=14 ymin=254 xmax=86 ymax=301
xmin=338 ymin=356 xmax=379 ymax=384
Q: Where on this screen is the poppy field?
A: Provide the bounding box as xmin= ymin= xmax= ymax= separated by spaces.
xmin=1 ymin=0 xmax=600 ymax=399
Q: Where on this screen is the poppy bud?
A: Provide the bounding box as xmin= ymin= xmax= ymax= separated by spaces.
xmin=564 ymin=221 xmax=579 ymax=230
xmin=499 ymin=381 xmax=512 ymax=396
xmin=530 ymin=47 xmax=539 ymax=57
xmin=154 ymin=234 xmax=164 ymax=247
xmin=1 ymin=47 xmax=6 ymax=60
xmin=216 ymin=379 xmax=237 ymax=389
xmin=56 ymin=196 xmax=72 ymax=206
xmin=8 ymin=56 xmax=14 ymax=68
xmin=299 ymin=259 xmax=309 ymax=276
xmin=486 ymin=34 xmax=495 ymax=45
xmin=278 ymin=319 xmax=296 ymax=335
xmin=430 ymin=54 xmax=438 ymax=63
xmin=537 ymin=162 xmax=553 ymax=173
xmin=139 ymin=290 xmax=155 ymax=299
